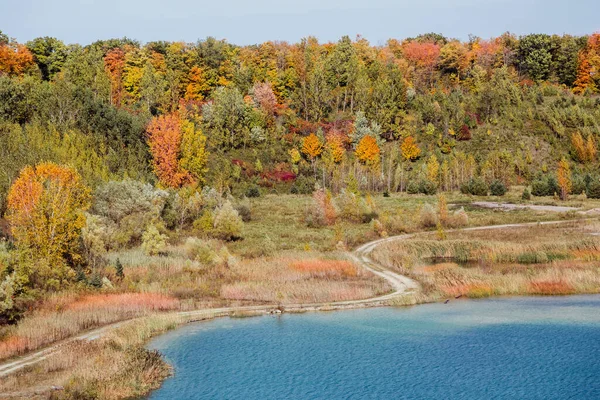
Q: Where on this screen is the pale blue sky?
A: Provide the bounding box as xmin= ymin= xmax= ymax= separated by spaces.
xmin=1 ymin=0 xmax=598 ymax=45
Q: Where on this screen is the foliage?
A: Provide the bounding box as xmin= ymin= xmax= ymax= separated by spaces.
xmin=400 ymin=136 xmax=421 ymax=161
xmin=212 ymin=201 xmax=244 ymax=241
xmin=141 ymin=224 xmax=167 ymax=256
xmin=557 ymin=157 xmax=572 ymax=200
xmin=6 ymin=163 xmax=91 ymax=279
xmin=355 ymin=135 xmax=381 ymax=167
xmin=460 ymin=178 xmax=488 ymax=196
xmin=489 ymin=180 xmax=507 ymax=196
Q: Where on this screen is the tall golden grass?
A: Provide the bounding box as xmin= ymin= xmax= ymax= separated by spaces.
xmin=220 ymin=252 xmax=389 ymax=303
xmin=0 ymin=292 xmax=180 ymax=361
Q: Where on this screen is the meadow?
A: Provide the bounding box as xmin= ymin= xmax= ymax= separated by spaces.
xmin=0 ymin=190 xmax=598 ymax=399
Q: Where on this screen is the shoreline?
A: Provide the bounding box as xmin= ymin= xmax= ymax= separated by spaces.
xmin=0 ymin=217 xmax=597 ymax=398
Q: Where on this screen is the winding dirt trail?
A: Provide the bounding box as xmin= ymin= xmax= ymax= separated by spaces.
xmin=0 ymin=217 xmax=587 ymax=378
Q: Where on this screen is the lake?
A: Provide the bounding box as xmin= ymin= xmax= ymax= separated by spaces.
xmin=148 ymin=296 xmax=600 ymax=399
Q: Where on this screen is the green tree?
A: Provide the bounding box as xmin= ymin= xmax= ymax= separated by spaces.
xmin=26 ymin=36 xmax=68 ymax=80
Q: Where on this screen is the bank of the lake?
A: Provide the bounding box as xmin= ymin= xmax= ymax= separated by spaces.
xmin=148 ymin=295 xmax=600 ymax=399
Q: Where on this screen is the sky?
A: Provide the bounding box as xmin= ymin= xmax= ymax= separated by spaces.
xmin=1 ymin=0 xmax=599 ymax=45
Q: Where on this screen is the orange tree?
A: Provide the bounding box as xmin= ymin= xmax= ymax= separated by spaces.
xmin=147 ymin=112 xmax=208 ymax=188
xmin=6 ymin=163 xmax=91 ymax=288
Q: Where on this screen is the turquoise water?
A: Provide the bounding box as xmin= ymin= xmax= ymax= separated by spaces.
xmin=148 ymin=296 xmax=600 ymax=399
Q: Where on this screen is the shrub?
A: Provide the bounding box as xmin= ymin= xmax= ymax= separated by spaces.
xmin=235 ymin=198 xmax=252 ymax=222
xmin=489 ymin=180 xmax=507 ymax=196
xmin=521 ymin=188 xmax=531 ymax=200
xmin=587 ymin=178 xmax=600 ymax=199
xmin=93 ymin=180 xmax=168 ymax=247
xmin=406 ymin=180 xmax=420 ymax=194
xmin=447 ymin=207 xmax=469 ymax=228
xmin=183 ymin=237 xmax=232 ymax=266
xmin=406 ymin=180 xmax=436 ymax=195
xmin=460 ymin=178 xmax=488 ymax=196
xmin=115 ymin=259 xmax=124 ymax=280
xmin=531 ymin=176 xmax=560 ymax=197
xmin=213 ymin=201 xmax=244 ymax=241
xmin=290 ymin=174 xmax=315 ymax=194
xmin=305 ymin=189 xmax=337 ymax=227
xmin=419 ymin=204 xmax=438 ymax=228
xmin=193 ymin=210 xmax=215 ymax=234
xmin=419 ymin=180 xmax=437 ymax=195
xmin=245 ymin=185 xmax=261 ymax=198
xmin=141 ymin=225 xmax=167 ymax=256
xmin=571 ymin=175 xmax=586 ymax=195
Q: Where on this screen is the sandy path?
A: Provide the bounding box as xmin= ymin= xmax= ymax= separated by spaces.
xmin=0 ymin=216 xmax=588 ymax=379
xmin=471 ymin=201 xmax=580 ymax=213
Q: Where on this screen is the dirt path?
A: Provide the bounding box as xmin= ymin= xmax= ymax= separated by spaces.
xmin=0 ymin=217 xmax=588 ymax=378
xmin=471 ymin=201 xmax=581 ymax=213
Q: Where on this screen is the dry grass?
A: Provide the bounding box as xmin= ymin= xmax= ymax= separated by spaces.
xmin=372 ymin=221 xmax=600 ymax=300
xmin=220 ymin=252 xmax=389 ymax=303
xmin=0 ymin=315 xmax=184 ymax=399
xmin=0 ymin=293 xmax=180 ymax=361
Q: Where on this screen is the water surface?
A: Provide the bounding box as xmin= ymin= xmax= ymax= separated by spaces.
xmin=149 ymin=296 xmax=600 ymax=399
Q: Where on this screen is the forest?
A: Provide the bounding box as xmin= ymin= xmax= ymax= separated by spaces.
xmin=1 ymin=28 xmax=600 ymax=304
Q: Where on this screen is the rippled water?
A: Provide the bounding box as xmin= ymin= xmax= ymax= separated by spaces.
xmin=148 ymin=296 xmax=600 ymax=399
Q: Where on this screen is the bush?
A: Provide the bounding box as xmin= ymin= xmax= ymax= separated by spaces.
xmin=419 ymin=204 xmax=438 ymax=228
xmin=92 ymin=180 xmax=168 ymax=248
xmin=245 ymin=185 xmax=261 ymax=198
xmin=235 ymin=198 xmax=252 ymax=222
xmin=521 ymin=188 xmax=531 ymax=200
xmin=447 ymin=207 xmax=469 ymax=228
xmin=489 ymin=180 xmax=507 ymax=196
xmin=406 ymin=181 xmax=420 ymax=194
xmin=213 ymin=201 xmax=244 ymax=241
xmin=419 ymin=180 xmax=437 ymax=195
xmin=571 ymin=176 xmax=586 ymax=195
xmin=406 ymin=180 xmax=436 ymax=195
xmin=586 ymin=178 xmax=600 ymax=199
xmin=184 ymin=237 xmax=232 ymax=266
xmin=305 ymin=189 xmax=337 ymax=227
xmin=290 ymin=174 xmax=315 ymax=194
xmin=531 ymin=176 xmax=560 ymax=197
xmin=460 ymin=178 xmax=488 ymax=196
xmin=141 ymin=225 xmax=168 ymax=256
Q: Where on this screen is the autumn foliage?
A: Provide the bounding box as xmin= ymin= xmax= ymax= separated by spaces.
xmin=6 ymin=163 xmax=91 ymax=267
xmin=557 ymin=157 xmax=572 ymax=200
xmin=147 ymin=113 xmax=208 ymax=188
xmin=301 ymin=133 xmax=323 ymax=161
xmin=0 ymin=42 xmax=34 ymax=76
xmin=401 ymin=136 xmax=421 ymax=161
xmin=355 ymin=135 xmax=381 ymax=167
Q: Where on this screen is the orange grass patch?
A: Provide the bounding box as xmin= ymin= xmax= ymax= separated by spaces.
xmin=289 ymin=259 xmax=358 ymax=277
xmin=528 ymin=280 xmax=575 ymax=295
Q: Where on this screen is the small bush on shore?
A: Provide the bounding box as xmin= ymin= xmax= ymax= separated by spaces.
xmin=213 ymin=201 xmax=244 ymax=241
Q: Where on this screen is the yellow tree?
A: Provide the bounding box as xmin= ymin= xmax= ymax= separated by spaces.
xmin=426 ymin=154 xmax=440 ymax=186
xmin=571 ymin=132 xmax=587 ymax=162
xmin=355 ymin=135 xmax=381 ymax=168
xmin=557 ymin=157 xmax=572 ymax=201
xmin=586 ymin=134 xmax=597 ymax=162
xmin=302 ymin=133 xmax=323 ymax=173
xmin=180 ymin=119 xmax=209 ymax=185
xmin=6 ymin=163 xmax=91 ymax=288
xmin=401 ymin=136 xmax=421 ymax=161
